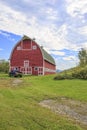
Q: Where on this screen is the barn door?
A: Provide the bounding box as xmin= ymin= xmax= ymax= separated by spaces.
xmin=38 ymin=67 xmax=43 ymax=75
xmin=24 ymin=60 xmax=29 ymax=67
xmin=24 ymin=60 xmax=29 ymax=74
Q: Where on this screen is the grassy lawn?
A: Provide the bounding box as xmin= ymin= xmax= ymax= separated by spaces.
xmin=0 ymin=74 xmax=87 ymax=130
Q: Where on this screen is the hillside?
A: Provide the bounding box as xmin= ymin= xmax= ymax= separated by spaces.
xmin=55 ymin=65 xmax=87 ymax=80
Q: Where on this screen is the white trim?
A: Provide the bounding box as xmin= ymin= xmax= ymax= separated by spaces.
xmin=17 ymin=46 xmax=22 ymax=50
xmin=32 ymin=45 xmax=37 ymax=50
xmin=20 ymin=67 xmax=32 ymax=75
xmin=43 ymin=66 xmax=44 ymax=75
xmin=44 ymin=67 xmax=56 ymax=73
xmin=24 ymin=60 xmax=29 ymax=67
xmin=38 ymin=67 xmax=43 ymax=75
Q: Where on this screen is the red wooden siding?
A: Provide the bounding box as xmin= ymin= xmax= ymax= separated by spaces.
xmin=44 ymin=60 xmax=56 ymax=75
xmin=11 ymin=40 xmax=43 ymax=67
xmin=22 ymin=39 xmax=32 ymax=49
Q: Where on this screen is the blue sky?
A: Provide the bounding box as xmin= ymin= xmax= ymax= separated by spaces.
xmin=0 ymin=0 xmax=87 ymax=70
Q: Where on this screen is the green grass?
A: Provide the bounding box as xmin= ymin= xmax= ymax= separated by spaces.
xmin=0 ymin=74 xmax=87 ymax=130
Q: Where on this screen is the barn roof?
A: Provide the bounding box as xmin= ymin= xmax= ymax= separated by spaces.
xmin=40 ymin=47 xmax=55 ymax=65
xmin=22 ymin=35 xmax=31 ymax=40
xmin=22 ymin=35 xmax=56 ymax=65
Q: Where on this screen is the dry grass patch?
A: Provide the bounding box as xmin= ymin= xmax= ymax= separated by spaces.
xmin=39 ymin=97 xmax=87 ymax=126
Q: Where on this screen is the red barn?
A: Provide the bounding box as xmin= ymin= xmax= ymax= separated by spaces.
xmin=9 ymin=35 xmax=56 ymax=75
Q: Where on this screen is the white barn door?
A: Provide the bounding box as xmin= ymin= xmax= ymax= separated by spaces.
xmin=24 ymin=60 xmax=32 ymax=74
xmin=38 ymin=67 xmax=43 ymax=75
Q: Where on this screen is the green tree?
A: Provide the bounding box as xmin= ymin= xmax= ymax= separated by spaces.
xmin=78 ymin=48 xmax=87 ymax=66
xmin=0 ymin=60 xmax=9 ymax=73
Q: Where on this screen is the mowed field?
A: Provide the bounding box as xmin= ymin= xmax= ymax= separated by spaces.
xmin=0 ymin=74 xmax=87 ymax=130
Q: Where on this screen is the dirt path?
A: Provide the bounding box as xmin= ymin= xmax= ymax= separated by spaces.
xmin=12 ymin=79 xmax=23 ymax=86
xmin=39 ymin=98 xmax=87 ymax=125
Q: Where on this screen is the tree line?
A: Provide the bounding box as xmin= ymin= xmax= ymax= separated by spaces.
xmin=0 ymin=60 xmax=9 ymax=73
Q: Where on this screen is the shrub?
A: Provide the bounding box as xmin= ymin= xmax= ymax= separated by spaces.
xmin=54 ymin=66 xmax=87 ymax=80
xmin=54 ymin=75 xmax=65 ymax=80
xmin=54 ymin=68 xmax=87 ymax=80
xmin=72 ymin=69 xmax=87 ymax=79
xmin=54 ymin=74 xmax=74 ymax=80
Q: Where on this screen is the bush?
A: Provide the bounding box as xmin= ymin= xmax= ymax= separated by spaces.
xmin=72 ymin=69 xmax=87 ymax=79
xmin=54 ymin=75 xmax=65 ymax=80
xmin=54 ymin=67 xmax=87 ymax=80
xmin=54 ymin=74 xmax=74 ymax=80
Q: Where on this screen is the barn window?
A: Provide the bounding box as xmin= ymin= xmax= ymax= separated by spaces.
xmin=24 ymin=60 xmax=29 ymax=67
xmin=32 ymin=45 xmax=37 ymax=50
xmin=34 ymin=67 xmax=38 ymax=71
xmin=17 ymin=46 xmax=22 ymax=50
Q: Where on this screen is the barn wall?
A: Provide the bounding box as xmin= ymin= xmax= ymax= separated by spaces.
xmin=11 ymin=40 xmax=43 ymax=66
xmin=10 ymin=39 xmax=44 ymax=75
xmin=44 ymin=60 xmax=56 ymax=75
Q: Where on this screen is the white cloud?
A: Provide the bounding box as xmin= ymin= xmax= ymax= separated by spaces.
xmin=81 ymin=42 xmax=87 ymax=49
xmin=0 ymin=2 xmax=71 ymax=51
xmin=55 ymin=56 xmax=78 ymax=70
xmin=78 ymin=26 xmax=87 ymax=36
xmin=0 ymin=1 xmax=86 ymax=53
xmin=66 ymin=0 xmax=87 ymax=17
xmin=50 ymin=50 xmax=65 ymax=56
xmin=42 ymin=7 xmax=58 ymax=20
xmin=36 ymin=24 xmax=78 ymax=51
xmin=63 ymin=56 xmax=77 ymax=61
xmin=0 ymin=3 xmax=27 ymax=34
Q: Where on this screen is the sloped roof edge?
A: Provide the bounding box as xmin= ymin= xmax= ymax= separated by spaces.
xmin=40 ymin=47 xmax=56 ymax=65
xmin=22 ymin=35 xmax=31 ymax=40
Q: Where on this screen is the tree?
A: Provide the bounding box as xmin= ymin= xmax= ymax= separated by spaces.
xmin=0 ymin=60 xmax=9 ymax=73
xmin=78 ymin=48 xmax=87 ymax=66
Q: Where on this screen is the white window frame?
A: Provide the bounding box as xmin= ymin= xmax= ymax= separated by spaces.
xmin=32 ymin=45 xmax=37 ymax=50
xmin=24 ymin=60 xmax=29 ymax=67
xmin=17 ymin=46 xmax=22 ymax=50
